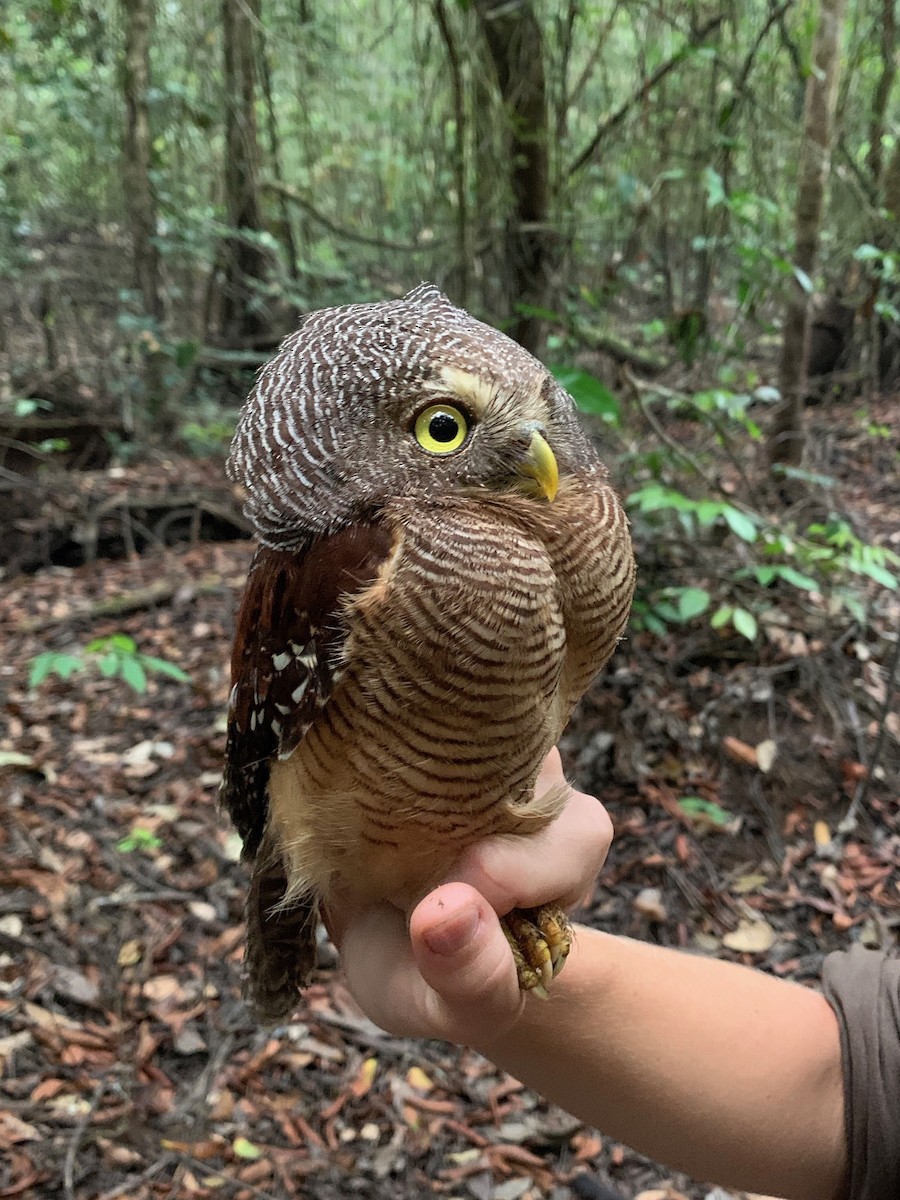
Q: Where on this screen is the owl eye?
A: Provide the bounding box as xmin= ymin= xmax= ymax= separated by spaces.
xmin=413 ymin=404 xmax=470 ymax=455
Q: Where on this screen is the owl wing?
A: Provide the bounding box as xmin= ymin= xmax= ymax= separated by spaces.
xmin=220 ymin=523 xmax=395 ymax=861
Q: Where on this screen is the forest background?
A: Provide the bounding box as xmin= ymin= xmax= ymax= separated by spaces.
xmin=0 ymin=3 xmax=898 ymax=1200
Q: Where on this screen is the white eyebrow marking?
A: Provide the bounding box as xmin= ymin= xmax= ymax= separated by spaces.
xmin=423 ymin=367 xmax=498 ymax=416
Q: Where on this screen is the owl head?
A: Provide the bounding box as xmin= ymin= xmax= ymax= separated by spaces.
xmin=228 ymin=284 xmax=604 ymax=549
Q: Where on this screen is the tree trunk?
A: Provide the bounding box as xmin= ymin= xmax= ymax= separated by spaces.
xmin=767 ymin=0 xmax=847 ymax=473
xmin=259 ymin=20 xmax=299 ymax=289
xmin=434 ymin=0 xmax=472 ymax=309
xmin=865 ymin=0 xmax=896 ymax=189
xmin=121 ymin=0 xmax=167 ymax=425
xmin=474 ymin=0 xmax=550 ymax=358
xmin=219 ymin=0 xmax=270 ymax=344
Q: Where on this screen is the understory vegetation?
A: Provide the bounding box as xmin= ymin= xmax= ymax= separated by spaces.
xmin=0 ymin=3 xmax=898 ymax=1199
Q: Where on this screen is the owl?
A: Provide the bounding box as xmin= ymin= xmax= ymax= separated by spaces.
xmin=222 ymin=284 xmax=635 ymax=1021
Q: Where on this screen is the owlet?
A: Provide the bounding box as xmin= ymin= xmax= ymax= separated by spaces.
xmin=221 ymin=284 xmax=635 ymax=1021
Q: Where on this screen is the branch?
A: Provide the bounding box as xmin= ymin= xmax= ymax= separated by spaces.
xmin=567 ymin=13 xmax=725 ymax=178
xmin=262 ymin=180 xmax=441 ymax=253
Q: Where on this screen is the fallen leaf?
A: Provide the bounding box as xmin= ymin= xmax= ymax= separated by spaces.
xmin=755 ymin=739 xmax=777 ymax=773
xmin=161 ymin=1138 xmax=224 ymax=1160
xmin=636 ymin=1191 xmax=690 ymax=1200
xmin=570 ymin=1133 xmax=603 ymax=1161
xmin=97 ymin=1138 xmax=144 ymax=1167
xmin=142 ymin=975 xmax=183 ymax=1004
xmin=53 ymin=965 xmax=100 ymax=1007
xmin=350 ymin=1056 xmax=379 ymax=1098
xmin=188 ymin=901 xmax=217 ymax=923
xmin=814 ymin=821 xmax=832 ymax=849
xmin=232 ymin=1136 xmax=262 ymax=1160
xmin=0 ymin=752 xmax=36 ymax=769
xmin=173 ymin=1026 xmax=207 ymax=1055
xmin=406 ymin=1066 xmax=433 ymax=1091
xmin=118 ymin=940 xmax=143 ymax=967
xmin=722 ymin=736 xmax=757 ymax=767
xmin=730 ymin=873 xmax=768 ymax=894
xmin=29 ymin=1078 xmax=64 ymax=1102
xmin=0 ymin=1113 xmax=40 ymax=1144
xmin=633 ymin=887 xmax=667 ymax=922
xmin=222 ymin=833 xmax=243 ymax=863
xmin=722 ymin=919 xmax=777 ymax=954
xmin=493 ymin=1179 xmax=532 ymax=1200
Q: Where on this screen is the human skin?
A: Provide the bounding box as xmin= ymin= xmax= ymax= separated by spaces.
xmin=330 ymin=751 xmax=847 ymax=1200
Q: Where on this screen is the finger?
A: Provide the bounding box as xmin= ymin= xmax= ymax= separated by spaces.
xmin=339 ymin=886 xmax=524 ymax=1046
xmin=339 ymin=901 xmax=435 ymax=1037
xmin=535 ymin=746 xmax=565 ymax=793
xmin=454 ymin=789 xmax=613 ymax=915
xmin=409 ymin=883 xmax=525 ymax=1044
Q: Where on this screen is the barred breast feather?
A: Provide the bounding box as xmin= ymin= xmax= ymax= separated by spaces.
xmin=266 ymin=476 xmax=634 ymax=911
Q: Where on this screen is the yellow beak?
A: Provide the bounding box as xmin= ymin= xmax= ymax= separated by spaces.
xmin=516 ymin=430 xmax=559 ymax=502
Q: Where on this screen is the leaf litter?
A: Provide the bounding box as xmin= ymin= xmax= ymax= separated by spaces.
xmin=1 ymin=453 xmax=898 ymax=1200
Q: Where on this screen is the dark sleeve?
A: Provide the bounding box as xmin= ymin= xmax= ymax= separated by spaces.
xmin=822 ymin=945 xmax=900 ymax=1200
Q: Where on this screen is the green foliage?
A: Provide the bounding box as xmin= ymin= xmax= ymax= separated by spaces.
xmin=116 ymin=825 xmax=163 ymax=854
xmin=29 ymin=635 xmax=190 ymax=694
xmin=180 ymin=418 xmax=235 ymax=456
xmin=629 ymin=484 xmax=759 ymax=543
xmin=625 ymin=374 xmax=899 ymax=645
xmin=677 ymin=796 xmax=734 ymax=828
xmin=550 ymin=367 xmax=620 ymax=424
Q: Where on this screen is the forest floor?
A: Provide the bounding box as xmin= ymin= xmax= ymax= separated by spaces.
xmin=1 ymin=396 xmax=899 ymax=1200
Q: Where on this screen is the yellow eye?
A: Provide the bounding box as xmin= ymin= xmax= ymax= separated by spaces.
xmin=413 ymin=404 xmax=469 ymax=454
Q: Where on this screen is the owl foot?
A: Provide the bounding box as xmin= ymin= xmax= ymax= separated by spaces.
xmin=501 ymin=904 xmax=572 ymax=1000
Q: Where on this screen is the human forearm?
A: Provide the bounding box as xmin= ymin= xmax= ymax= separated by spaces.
xmin=489 ymin=927 xmax=846 ymax=1200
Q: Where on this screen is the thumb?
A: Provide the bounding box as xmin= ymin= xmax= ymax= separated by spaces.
xmin=409 ymin=883 xmax=525 ymax=1045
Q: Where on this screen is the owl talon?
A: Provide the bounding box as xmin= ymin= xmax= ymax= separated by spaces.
xmin=501 ymin=903 xmax=572 ymax=997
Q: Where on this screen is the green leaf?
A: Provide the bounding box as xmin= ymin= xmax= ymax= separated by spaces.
xmin=853 ymin=243 xmax=882 ymax=262
xmin=109 ymin=634 xmax=137 ymax=653
xmin=120 ymin=657 xmax=148 ymax=693
xmin=654 ymin=602 xmax=681 ymax=624
xmin=677 ymin=588 xmax=711 ymax=620
xmin=732 ymin=608 xmax=758 ymax=641
xmin=695 ymin=500 xmax=721 ymax=526
xmin=711 ymin=605 xmax=733 ymax=629
xmin=702 ymin=166 xmax=726 ymax=207
xmin=855 ymin=561 xmax=898 ymax=589
xmin=838 ymin=589 xmax=866 ymax=623
xmin=29 ymin=653 xmax=58 ymax=689
xmin=775 ymin=565 xmax=818 ymax=591
xmin=87 ymin=634 xmax=136 ymax=655
xmin=722 ymin=506 xmax=757 ymax=542
xmin=643 ymin=613 xmax=668 ymax=636
xmin=98 ymin=652 xmax=120 ymax=678
xmin=677 ymin=796 xmax=733 ymax=827
xmin=52 ymin=654 xmax=84 ymax=680
xmin=233 ymin=1137 xmax=262 ymax=1160
xmin=174 ymin=340 xmax=200 ymax=368
xmin=29 ymin=652 xmax=83 ymax=687
xmin=773 ymin=464 xmax=837 ymax=487
xmin=139 ymin=656 xmax=191 ymax=683
xmin=550 ymin=367 xmax=620 ymax=422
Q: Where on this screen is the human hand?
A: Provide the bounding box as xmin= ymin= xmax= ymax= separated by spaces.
xmin=327 ymin=750 xmax=613 ymax=1048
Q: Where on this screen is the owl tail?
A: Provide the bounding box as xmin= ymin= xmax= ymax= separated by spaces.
xmin=243 ymin=854 xmax=319 ymax=1023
